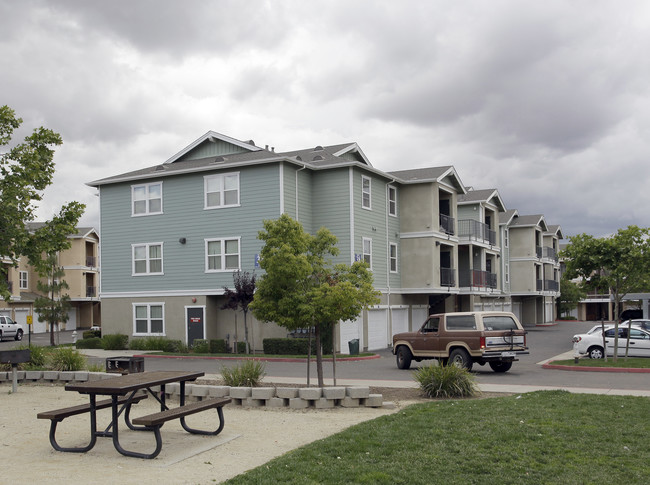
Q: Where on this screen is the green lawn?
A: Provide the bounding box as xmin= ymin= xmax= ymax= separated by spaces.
xmin=551 ymin=357 xmax=650 ymax=368
xmin=225 ymin=391 xmax=650 ymax=484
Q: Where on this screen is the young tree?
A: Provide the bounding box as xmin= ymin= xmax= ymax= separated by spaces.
xmin=558 ymin=277 xmax=587 ymax=318
xmin=222 ymin=270 xmax=256 ymax=354
xmin=562 ymin=226 xmax=650 ymax=361
xmin=249 ymin=214 xmax=379 ymax=387
xmin=33 ymin=254 xmax=72 ymax=346
xmin=0 ymin=105 xmax=85 ymax=305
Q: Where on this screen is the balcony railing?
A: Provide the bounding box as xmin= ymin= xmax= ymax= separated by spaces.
xmin=544 ymin=280 xmax=559 ymax=292
xmin=439 ymin=214 xmax=455 ymax=236
xmin=459 ymin=270 xmax=498 ymax=289
xmin=458 ymin=219 xmax=496 ymax=245
xmin=86 ymin=286 xmax=96 ymax=297
xmin=536 ymin=247 xmax=543 ymax=258
xmin=86 ymin=256 xmax=97 ymax=267
xmin=541 ymin=246 xmax=558 ymax=261
xmin=440 ymin=267 xmax=455 ymax=287
xmin=536 ymin=279 xmax=543 ymax=291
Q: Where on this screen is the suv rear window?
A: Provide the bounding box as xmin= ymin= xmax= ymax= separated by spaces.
xmin=446 ymin=315 xmax=477 ymax=330
xmin=483 ymin=316 xmax=518 ymax=331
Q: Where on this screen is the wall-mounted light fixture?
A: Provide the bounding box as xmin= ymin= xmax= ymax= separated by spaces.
xmin=179 ymin=238 xmax=187 ymax=244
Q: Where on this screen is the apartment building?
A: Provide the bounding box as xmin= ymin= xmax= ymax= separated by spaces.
xmin=0 ymin=226 xmax=101 ymax=332
xmin=89 ymin=131 xmax=562 ymax=352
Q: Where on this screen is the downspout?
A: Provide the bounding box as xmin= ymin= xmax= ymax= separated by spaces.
xmin=386 ymin=179 xmax=396 ymax=342
xmin=295 ymin=164 xmax=307 ymax=222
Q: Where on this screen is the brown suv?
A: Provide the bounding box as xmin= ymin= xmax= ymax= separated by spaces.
xmin=392 ymin=311 xmax=528 ymax=373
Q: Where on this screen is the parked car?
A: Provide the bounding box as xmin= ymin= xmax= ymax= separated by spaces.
xmin=621 ymin=319 xmax=650 ymax=331
xmin=572 ymin=325 xmax=650 ymax=359
xmin=392 ymin=311 xmax=528 ymax=373
xmin=0 ymin=315 xmax=24 ymax=341
xmin=620 ymin=309 xmax=643 ymax=321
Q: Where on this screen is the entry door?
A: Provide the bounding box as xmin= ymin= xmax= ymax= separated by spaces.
xmin=186 ymin=306 xmax=205 ymax=346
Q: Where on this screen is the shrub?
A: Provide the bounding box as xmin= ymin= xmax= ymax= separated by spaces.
xmin=210 ymin=339 xmax=227 ymax=354
xmin=101 ymin=334 xmax=129 ymax=350
xmin=221 ymin=359 xmax=266 ymax=387
xmin=48 ymin=347 xmax=86 ymax=371
xmin=76 ymin=337 xmax=103 ymax=349
xmin=236 ymin=341 xmax=247 ymax=354
xmin=413 ymin=361 xmax=479 ymax=398
xmin=83 ymin=330 xmax=101 ymax=339
xmin=192 ymin=339 xmax=210 ymax=353
xmin=262 ymin=337 xmax=332 ymax=355
xmin=165 ymin=339 xmax=186 ymax=353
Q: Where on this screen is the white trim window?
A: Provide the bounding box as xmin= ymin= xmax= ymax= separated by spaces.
xmin=133 ymin=303 xmax=165 ymax=335
xmin=388 ymin=185 xmax=397 ymax=216
xmin=132 ymin=182 xmax=162 ymax=216
xmin=19 ymin=271 xmax=28 ymax=289
xmin=362 ymin=237 xmax=372 ymax=269
xmin=389 ymin=243 xmax=398 ymax=273
xmin=205 ymin=238 xmax=241 ymax=272
xmin=361 ymin=175 xmax=371 ymax=209
xmin=132 ymin=243 xmax=163 ymax=275
xmin=205 ymin=173 xmax=240 ymax=209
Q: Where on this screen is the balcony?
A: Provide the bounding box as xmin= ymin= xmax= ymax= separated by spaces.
xmin=544 ymin=280 xmax=559 ymax=292
xmin=86 ymin=256 xmax=97 ymax=267
xmin=459 ymin=270 xmax=498 ymax=289
xmin=536 ymin=247 xmax=543 ymax=259
xmin=458 ymin=220 xmax=496 ymax=245
xmin=541 ymin=246 xmax=558 ymax=261
xmin=536 ymin=279 xmax=543 ymax=291
xmin=86 ymin=286 xmax=96 ymax=297
xmin=439 ymin=214 xmax=455 ymax=236
xmin=440 ymin=267 xmax=455 ymax=287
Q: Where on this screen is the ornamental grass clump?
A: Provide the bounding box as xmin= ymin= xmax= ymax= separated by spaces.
xmin=414 ymin=361 xmax=479 ymax=398
xmin=48 ymin=346 xmax=87 ymax=371
xmin=221 ymin=359 xmax=266 ymax=387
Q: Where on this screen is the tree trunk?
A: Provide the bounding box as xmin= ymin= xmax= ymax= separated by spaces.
xmin=307 ymin=327 xmax=312 ymax=387
xmin=315 ymin=324 xmax=324 ymax=387
xmin=332 ymin=323 xmax=337 ymax=386
xmin=244 ymin=312 xmax=250 ymax=354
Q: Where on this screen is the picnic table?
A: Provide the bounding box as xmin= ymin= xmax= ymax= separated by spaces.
xmin=37 ymin=370 xmax=231 ymax=459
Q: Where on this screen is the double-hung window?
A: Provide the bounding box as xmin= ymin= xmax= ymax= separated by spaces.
xmin=388 ymin=185 xmax=397 ymax=216
xmin=361 ymin=176 xmax=371 ymax=209
xmin=19 ymin=271 xmax=28 ymax=289
xmin=205 ymin=238 xmax=240 ymax=272
xmin=132 ymin=243 xmax=163 ymax=275
xmin=389 ymin=243 xmax=398 ymax=273
xmin=205 ymin=173 xmax=240 ymax=209
xmin=362 ymin=237 xmax=372 ymax=269
xmin=133 ymin=303 xmax=164 ymax=335
xmin=132 ymin=182 xmax=162 ymax=216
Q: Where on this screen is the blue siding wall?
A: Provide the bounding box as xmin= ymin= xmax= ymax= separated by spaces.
xmin=100 ymin=164 xmax=281 ymax=294
xmin=311 ymin=168 xmax=351 ymax=263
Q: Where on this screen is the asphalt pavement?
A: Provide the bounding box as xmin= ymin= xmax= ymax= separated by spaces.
xmin=5 ymin=321 xmax=650 ymax=396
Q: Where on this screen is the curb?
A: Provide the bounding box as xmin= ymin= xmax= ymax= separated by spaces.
xmin=542 ymin=363 xmax=650 ymax=373
xmin=133 ymin=354 xmax=382 ymax=363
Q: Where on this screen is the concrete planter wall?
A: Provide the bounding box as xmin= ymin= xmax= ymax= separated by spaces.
xmin=0 ymin=371 xmax=385 ymax=408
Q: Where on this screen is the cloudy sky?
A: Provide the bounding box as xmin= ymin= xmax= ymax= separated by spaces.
xmin=2 ymin=0 xmax=649 ymax=238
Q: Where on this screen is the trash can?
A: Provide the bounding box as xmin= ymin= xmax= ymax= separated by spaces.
xmin=106 ymin=356 xmax=145 ymax=374
xmin=348 ymin=339 xmax=359 ymax=356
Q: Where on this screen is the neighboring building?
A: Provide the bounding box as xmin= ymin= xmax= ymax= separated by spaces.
xmin=0 ymin=225 xmax=101 ymax=332
xmin=89 ymin=131 xmax=563 ymax=352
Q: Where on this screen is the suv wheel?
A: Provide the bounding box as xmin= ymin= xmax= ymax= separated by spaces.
xmin=489 ymin=361 xmax=512 ymax=373
xmin=14 ymin=329 xmax=23 ymax=341
xmin=449 ymin=348 xmax=473 ymax=371
xmin=396 ymin=346 xmax=412 ymax=370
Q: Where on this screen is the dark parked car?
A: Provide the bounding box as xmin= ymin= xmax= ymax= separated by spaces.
xmin=620 ymin=309 xmax=643 ymax=321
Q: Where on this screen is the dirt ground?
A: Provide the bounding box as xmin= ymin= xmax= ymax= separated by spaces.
xmin=2 ymin=383 xmax=421 ymax=485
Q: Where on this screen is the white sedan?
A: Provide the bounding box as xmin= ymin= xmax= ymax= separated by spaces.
xmin=572 ymin=325 xmax=650 ymax=359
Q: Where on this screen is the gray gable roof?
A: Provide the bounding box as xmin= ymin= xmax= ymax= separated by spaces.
xmin=388 ymin=166 xmax=466 ymax=193
xmin=508 ymin=214 xmax=549 ymax=231
xmin=457 ymin=188 xmax=507 ymax=211
xmin=499 ymin=209 xmax=519 ymax=226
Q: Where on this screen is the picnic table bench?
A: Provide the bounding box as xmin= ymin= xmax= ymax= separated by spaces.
xmin=37 ymin=371 xmax=230 ymax=459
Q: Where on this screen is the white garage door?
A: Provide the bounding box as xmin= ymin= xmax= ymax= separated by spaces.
xmin=339 ymin=316 xmax=363 ymax=355
xmin=411 ymin=307 xmax=429 ymax=332
xmin=391 ymin=308 xmax=408 ymax=337
xmin=367 ymin=309 xmax=388 ymax=351
xmin=34 ymin=312 xmax=47 ymax=333
xmin=66 ymin=309 xmax=77 ymax=330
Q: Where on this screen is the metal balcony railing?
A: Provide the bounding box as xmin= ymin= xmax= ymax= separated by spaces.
xmin=544 ymin=280 xmax=559 ymax=292
xmin=458 ymin=220 xmax=496 ymax=245
xmin=86 ymin=286 xmax=96 ymax=297
xmin=440 ymin=267 xmax=455 ymax=287
xmin=459 ymin=270 xmax=498 ymax=289
xmin=536 ymin=279 xmax=543 ymax=291
xmin=439 ymin=214 xmax=455 ymax=236
xmin=86 ymin=256 xmax=96 ymax=267
xmin=536 ymin=247 xmax=543 ymax=259
xmin=542 ymin=246 xmax=558 ymax=261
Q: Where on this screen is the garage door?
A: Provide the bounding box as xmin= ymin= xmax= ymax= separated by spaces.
xmin=411 ymin=307 xmax=428 ymax=332
xmin=66 ymin=309 xmax=77 ymax=330
xmin=339 ymin=316 xmax=363 ymax=355
xmin=34 ymin=312 xmax=47 ymax=333
xmin=391 ymin=308 xmax=408 ymax=337
xmin=367 ymin=309 xmax=388 ymax=351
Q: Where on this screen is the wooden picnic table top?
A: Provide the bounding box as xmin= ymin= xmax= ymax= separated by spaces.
xmin=65 ymin=370 xmax=204 ymax=395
